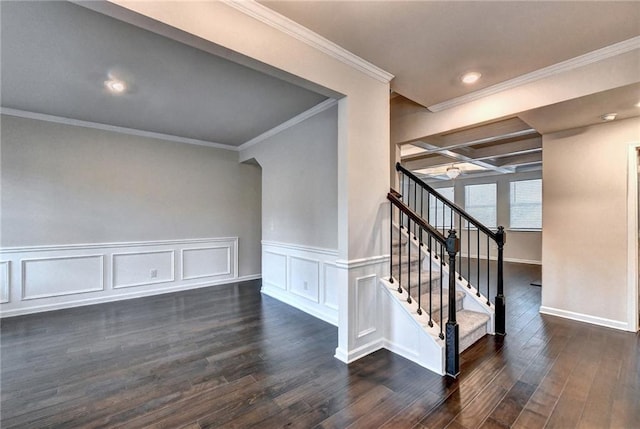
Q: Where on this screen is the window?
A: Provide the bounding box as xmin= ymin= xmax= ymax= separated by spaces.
xmin=428 ymin=187 xmax=454 ymax=229
xmin=510 ymin=179 xmax=542 ymax=229
xmin=464 ymin=183 xmax=497 ymax=227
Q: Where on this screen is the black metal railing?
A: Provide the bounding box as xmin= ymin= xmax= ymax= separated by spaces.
xmin=387 ymin=189 xmax=460 ymax=377
xmin=396 ymin=162 xmax=506 ymax=336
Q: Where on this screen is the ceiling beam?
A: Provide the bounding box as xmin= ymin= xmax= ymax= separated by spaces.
xmin=469 ymin=136 xmax=541 ymax=158
xmin=408 ymin=141 xmax=514 ymax=174
xmin=420 ymin=128 xmax=538 ymax=155
xmin=494 ymin=151 xmax=543 ymax=167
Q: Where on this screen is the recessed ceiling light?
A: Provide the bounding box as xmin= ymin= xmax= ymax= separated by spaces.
xmin=461 ymin=72 xmax=482 ymax=85
xmin=105 ymin=78 xmax=127 ymax=94
xmin=635 ymin=101 xmax=640 ymax=108
xmin=600 ymin=113 xmax=617 ymax=121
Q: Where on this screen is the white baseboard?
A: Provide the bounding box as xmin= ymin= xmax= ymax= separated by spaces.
xmin=539 ymin=306 xmax=630 ymax=331
xmin=466 ymin=254 xmax=541 ymax=265
xmin=0 ymin=237 xmax=249 ymax=317
xmin=505 ymin=257 xmax=542 ymax=265
xmin=0 ymin=274 xmax=261 ymax=318
xmin=334 ymin=339 xmax=384 ymax=364
xmin=261 ymin=284 xmax=337 ymax=326
xmin=260 ymin=241 xmax=339 ymax=327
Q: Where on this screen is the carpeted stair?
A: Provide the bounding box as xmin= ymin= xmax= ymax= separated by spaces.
xmin=391 ymin=228 xmax=490 ymax=352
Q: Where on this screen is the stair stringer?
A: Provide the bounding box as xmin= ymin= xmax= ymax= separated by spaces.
xmin=379 ymin=277 xmax=446 ymax=375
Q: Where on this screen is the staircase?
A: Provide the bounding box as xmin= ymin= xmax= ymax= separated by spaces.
xmin=383 ymin=163 xmax=506 ymax=378
xmin=391 ymin=228 xmax=490 ymax=352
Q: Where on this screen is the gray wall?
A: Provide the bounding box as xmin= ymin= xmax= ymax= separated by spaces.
xmin=240 ymin=105 xmax=338 ymax=250
xmin=1 ymin=114 xmax=261 ymax=276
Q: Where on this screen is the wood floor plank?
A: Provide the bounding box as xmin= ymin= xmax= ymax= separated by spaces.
xmin=1 ymin=266 xmax=638 ymax=429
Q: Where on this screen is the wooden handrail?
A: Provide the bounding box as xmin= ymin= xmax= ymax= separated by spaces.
xmin=396 ymin=162 xmax=500 ymax=243
xmin=387 ymin=189 xmax=452 ymax=250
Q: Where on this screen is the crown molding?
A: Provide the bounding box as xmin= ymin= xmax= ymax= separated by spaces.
xmin=238 ymin=98 xmax=338 ymax=152
xmin=428 ymin=36 xmax=640 ymax=112
xmin=0 ymin=108 xmax=238 ymax=151
xmin=222 ymin=0 xmax=393 ymax=84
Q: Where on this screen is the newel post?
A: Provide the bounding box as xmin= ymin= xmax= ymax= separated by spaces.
xmin=495 ymin=226 xmax=506 ymax=336
xmin=445 ymin=229 xmax=460 ymax=378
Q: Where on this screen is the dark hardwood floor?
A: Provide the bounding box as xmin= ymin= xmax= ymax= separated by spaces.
xmin=1 ymin=263 xmax=638 ymax=428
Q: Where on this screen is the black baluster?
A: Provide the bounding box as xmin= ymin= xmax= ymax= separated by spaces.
xmin=428 ymin=237 xmax=433 ymax=327
xmin=389 ymin=202 xmax=394 ymax=283
xmin=476 ymin=228 xmax=481 ymax=297
xmin=449 ymin=206 xmax=453 ymax=234
xmin=458 ymin=213 xmax=462 ymax=281
xmin=426 ymin=192 xmax=430 ymax=226
xmin=486 ymin=236 xmax=491 ymax=306
xmin=467 ymin=220 xmax=471 ymax=289
xmin=398 ymin=203 xmax=403 ymax=294
xmin=413 ymin=184 xmax=419 ymax=239
xmin=438 ymin=243 xmax=444 ymax=340
xmin=417 ymin=227 xmax=422 ymax=315
xmin=407 ymin=218 xmax=412 ymax=304
xmin=441 ymin=198 xmax=445 ymax=236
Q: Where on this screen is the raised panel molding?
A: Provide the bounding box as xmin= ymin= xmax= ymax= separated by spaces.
xmin=0 ymin=261 xmax=11 ymax=303
xmin=289 ymin=256 xmax=319 ymax=303
xmin=323 ymin=263 xmax=339 ymax=310
xmin=22 ymin=255 xmax=105 ymax=300
xmin=355 ymin=274 xmax=378 ymax=339
xmin=182 ymin=246 xmax=231 ymax=280
xmin=0 ymin=237 xmax=244 ymax=317
xmin=112 ymin=250 xmax=175 ymax=289
xmin=261 ymin=242 xmax=338 ymax=325
xmin=263 ymin=251 xmax=287 ymax=290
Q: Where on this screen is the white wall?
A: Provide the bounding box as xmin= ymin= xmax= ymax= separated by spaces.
xmin=541 ymin=117 xmax=640 ymax=331
xmin=240 ymin=104 xmax=339 ymax=324
xmin=1 ymin=114 xmax=262 ymax=315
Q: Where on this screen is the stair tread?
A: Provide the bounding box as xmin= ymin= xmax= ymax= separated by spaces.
xmin=418 ymin=289 xmax=464 ymax=300
xmin=394 ymin=271 xmax=441 ymax=289
xmin=456 ymin=309 xmax=490 ymax=328
xmin=391 ymin=253 xmax=422 ymax=267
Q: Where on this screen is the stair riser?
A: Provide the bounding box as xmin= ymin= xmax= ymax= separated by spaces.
xmin=418 ymin=297 xmax=464 ymax=325
xmin=391 ymin=272 xmax=440 ymax=290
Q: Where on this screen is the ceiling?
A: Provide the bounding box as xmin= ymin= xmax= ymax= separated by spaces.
xmin=2 ymin=0 xmax=638 ymax=174
xmin=0 ymin=1 xmax=328 ymax=147
xmin=261 ymin=1 xmax=640 ymax=180
xmin=397 ymin=82 xmax=640 ymax=180
xmin=261 ymin=1 xmax=640 ymax=109
xmin=400 ymin=116 xmax=543 ymax=179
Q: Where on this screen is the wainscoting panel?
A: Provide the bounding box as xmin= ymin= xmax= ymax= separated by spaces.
xmin=323 ymin=263 xmax=339 ymax=310
xmin=0 ymin=237 xmax=247 ymax=317
xmin=355 ymin=274 xmax=378 ymax=338
xmin=261 ymin=241 xmax=338 ymax=326
xmin=1 ymin=261 xmax=11 ymax=304
xmin=182 ymin=247 xmax=231 ymax=280
xmin=22 ymin=255 xmax=104 ymax=300
xmin=113 ymin=251 xmax=174 ymax=289
xmin=263 ymin=251 xmax=287 ymax=290
xmin=289 ymin=257 xmax=319 ymax=303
